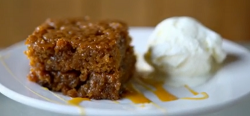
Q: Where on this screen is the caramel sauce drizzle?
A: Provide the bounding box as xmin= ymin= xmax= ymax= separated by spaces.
xmin=184 ymin=85 xmax=199 ymax=95
xmin=0 ymin=59 xmax=62 ymax=104
xmin=182 ymin=85 xmax=209 ymax=100
xmin=135 ymin=78 xmax=178 ymax=102
xmin=153 ymin=84 xmax=178 ymax=101
xmin=0 ymin=58 xmax=86 ymax=115
xmin=42 ymin=88 xmax=86 ymax=115
xmin=124 ymin=83 xmax=151 ymax=104
xmin=42 ymin=87 xmax=68 ymax=102
xmin=1 ymin=55 xmax=208 ymax=116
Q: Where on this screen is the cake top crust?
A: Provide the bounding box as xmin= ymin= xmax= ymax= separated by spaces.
xmin=25 ymin=17 xmax=129 ymax=49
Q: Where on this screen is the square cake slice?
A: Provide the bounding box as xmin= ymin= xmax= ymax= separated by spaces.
xmin=25 ymin=17 xmax=136 ymax=100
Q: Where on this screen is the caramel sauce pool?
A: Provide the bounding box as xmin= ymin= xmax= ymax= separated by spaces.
xmin=68 ymin=98 xmax=90 ymax=105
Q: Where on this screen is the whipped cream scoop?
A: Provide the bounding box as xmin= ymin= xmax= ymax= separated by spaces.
xmin=145 ymin=17 xmax=227 ymax=87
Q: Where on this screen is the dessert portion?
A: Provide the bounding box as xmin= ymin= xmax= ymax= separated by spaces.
xmin=25 ymin=17 xmax=136 ymax=100
xmin=145 ymin=17 xmax=226 ymax=87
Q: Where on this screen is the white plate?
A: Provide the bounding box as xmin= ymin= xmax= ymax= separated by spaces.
xmin=0 ymin=27 xmax=250 ymax=116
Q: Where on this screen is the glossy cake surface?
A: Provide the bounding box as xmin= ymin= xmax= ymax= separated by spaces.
xmin=25 ymin=17 xmax=136 ymax=100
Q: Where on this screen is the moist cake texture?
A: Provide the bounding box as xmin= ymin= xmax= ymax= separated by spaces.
xmin=25 ymin=17 xmax=136 ymax=100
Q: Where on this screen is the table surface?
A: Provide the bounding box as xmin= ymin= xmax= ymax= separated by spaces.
xmin=0 ymin=43 xmax=250 ymax=116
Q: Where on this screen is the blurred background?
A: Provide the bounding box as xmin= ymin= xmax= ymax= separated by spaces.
xmin=0 ymin=0 xmax=249 ymax=48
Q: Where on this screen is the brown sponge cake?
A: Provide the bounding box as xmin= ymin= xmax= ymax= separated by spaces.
xmin=24 ymin=17 xmax=136 ymax=100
